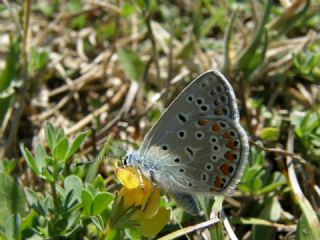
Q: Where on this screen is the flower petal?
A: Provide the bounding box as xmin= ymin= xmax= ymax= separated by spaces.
xmin=136 ymin=207 xmax=171 ymax=238
xmin=115 ymin=167 xmax=140 ymax=189
xmin=118 ymin=186 xmax=144 ymax=208
xmin=140 ymin=187 xmax=160 ymax=219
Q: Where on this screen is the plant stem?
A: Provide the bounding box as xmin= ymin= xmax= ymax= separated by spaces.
xmin=4 ymin=0 xmax=31 ymax=157
xmin=50 ymin=180 xmax=59 ymax=211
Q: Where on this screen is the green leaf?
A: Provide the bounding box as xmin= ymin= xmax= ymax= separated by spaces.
xmin=252 ymin=197 xmax=282 ymax=240
xmin=0 ymin=38 xmax=20 ymax=125
xmin=53 ymin=138 xmax=69 ymax=161
xmin=66 ymin=0 xmax=82 ymax=12
xmin=64 ymin=175 xmax=83 ymax=201
xmin=91 ymin=215 xmax=105 ymax=232
xmin=92 ymin=192 xmax=114 ymax=215
xmin=19 ymin=210 xmax=37 ymax=234
xmin=125 ymin=228 xmax=142 ymax=240
xmin=24 ymin=187 xmax=41 ymax=209
xmin=0 ymin=159 xmax=17 ymax=175
xmin=56 ymin=128 xmax=65 ymax=143
xmin=117 ymin=48 xmax=144 ymax=81
xmin=65 ymin=131 xmax=88 ymax=160
xmin=65 ymin=211 xmax=81 ymax=233
xmin=236 ymin=1 xmax=272 ymax=77
xmin=0 ymin=39 xmax=19 ymax=91
xmin=4 ymin=214 xmax=21 ymax=240
xmin=93 ymin=175 xmax=106 ymax=191
xmin=257 ymin=181 xmax=285 ymax=195
xmin=0 ymin=173 xmax=26 ymax=226
xmin=297 ymin=213 xmax=317 ymax=240
xmin=29 ymin=48 xmax=49 ymax=73
xmin=71 ymin=15 xmax=87 ymax=30
xmin=42 ymin=168 xmax=54 ymax=182
xmin=259 ymin=127 xmax=280 ymax=141
xmin=45 ymin=123 xmax=56 ymax=153
xmin=35 ymin=1 xmax=58 ymax=17
xmin=105 ymin=229 xmax=122 ymax=240
xmin=81 ymin=189 xmax=93 ymax=215
xmin=120 ymin=2 xmax=136 ymax=17
xmin=224 ymin=6 xmax=239 ymax=74
xmin=35 ymin=144 xmax=46 ymax=172
xmin=192 ymin=1 xmax=202 ymax=39
xmin=20 ymin=145 xmax=39 ymax=175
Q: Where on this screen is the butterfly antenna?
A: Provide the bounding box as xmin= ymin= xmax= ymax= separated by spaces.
xmin=73 ymin=155 xmax=95 ymax=167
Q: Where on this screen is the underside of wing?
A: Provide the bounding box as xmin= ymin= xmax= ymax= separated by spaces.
xmin=139 ymin=70 xmax=241 ymax=155
xmin=144 ymin=116 xmax=249 ymax=195
xmin=139 ymin=70 xmax=249 ymax=195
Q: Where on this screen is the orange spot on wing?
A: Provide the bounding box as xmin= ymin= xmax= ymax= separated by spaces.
xmin=220 ymin=164 xmax=231 ymax=176
xmin=226 ymin=140 xmax=235 ymax=149
xmin=198 ymin=119 xmax=208 ymax=126
xmin=211 ymin=123 xmax=220 ymax=132
xmin=223 ymin=132 xmax=232 ymax=139
xmin=224 ymin=151 xmax=236 ymax=162
xmin=214 ymin=176 xmax=222 ymax=188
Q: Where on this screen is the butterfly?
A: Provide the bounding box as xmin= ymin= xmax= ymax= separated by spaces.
xmin=122 ymin=70 xmax=249 ymax=215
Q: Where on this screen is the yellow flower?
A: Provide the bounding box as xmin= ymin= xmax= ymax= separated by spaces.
xmin=111 ymin=167 xmax=170 ymax=237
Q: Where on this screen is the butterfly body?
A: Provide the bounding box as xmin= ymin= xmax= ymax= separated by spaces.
xmin=123 ymin=70 xmax=249 ymax=215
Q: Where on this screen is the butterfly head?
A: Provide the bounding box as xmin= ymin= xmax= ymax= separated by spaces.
xmin=122 ymin=151 xmax=141 ymax=167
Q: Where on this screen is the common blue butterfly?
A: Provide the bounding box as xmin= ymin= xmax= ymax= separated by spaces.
xmin=123 ymin=70 xmax=249 ymax=215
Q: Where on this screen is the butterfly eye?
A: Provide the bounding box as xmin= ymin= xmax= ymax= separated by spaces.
xmin=122 ymin=156 xmax=128 ymax=165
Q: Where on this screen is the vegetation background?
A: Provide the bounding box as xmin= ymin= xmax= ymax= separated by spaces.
xmin=0 ymin=0 xmax=319 ymax=239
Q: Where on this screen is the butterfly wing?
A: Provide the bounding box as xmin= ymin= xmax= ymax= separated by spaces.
xmin=170 ymin=191 xmax=200 ymax=216
xmin=151 ymin=116 xmax=249 ymax=195
xmin=139 ymin=70 xmax=241 ymax=155
xmin=138 ymin=70 xmax=249 ymax=196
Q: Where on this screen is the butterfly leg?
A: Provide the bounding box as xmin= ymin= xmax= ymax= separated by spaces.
xmin=142 ymin=184 xmax=156 ymax=212
xmin=136 ymin=168 xmax=145 ymax=191
xmin=171 ymin=191 xmax=200 ymax=216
